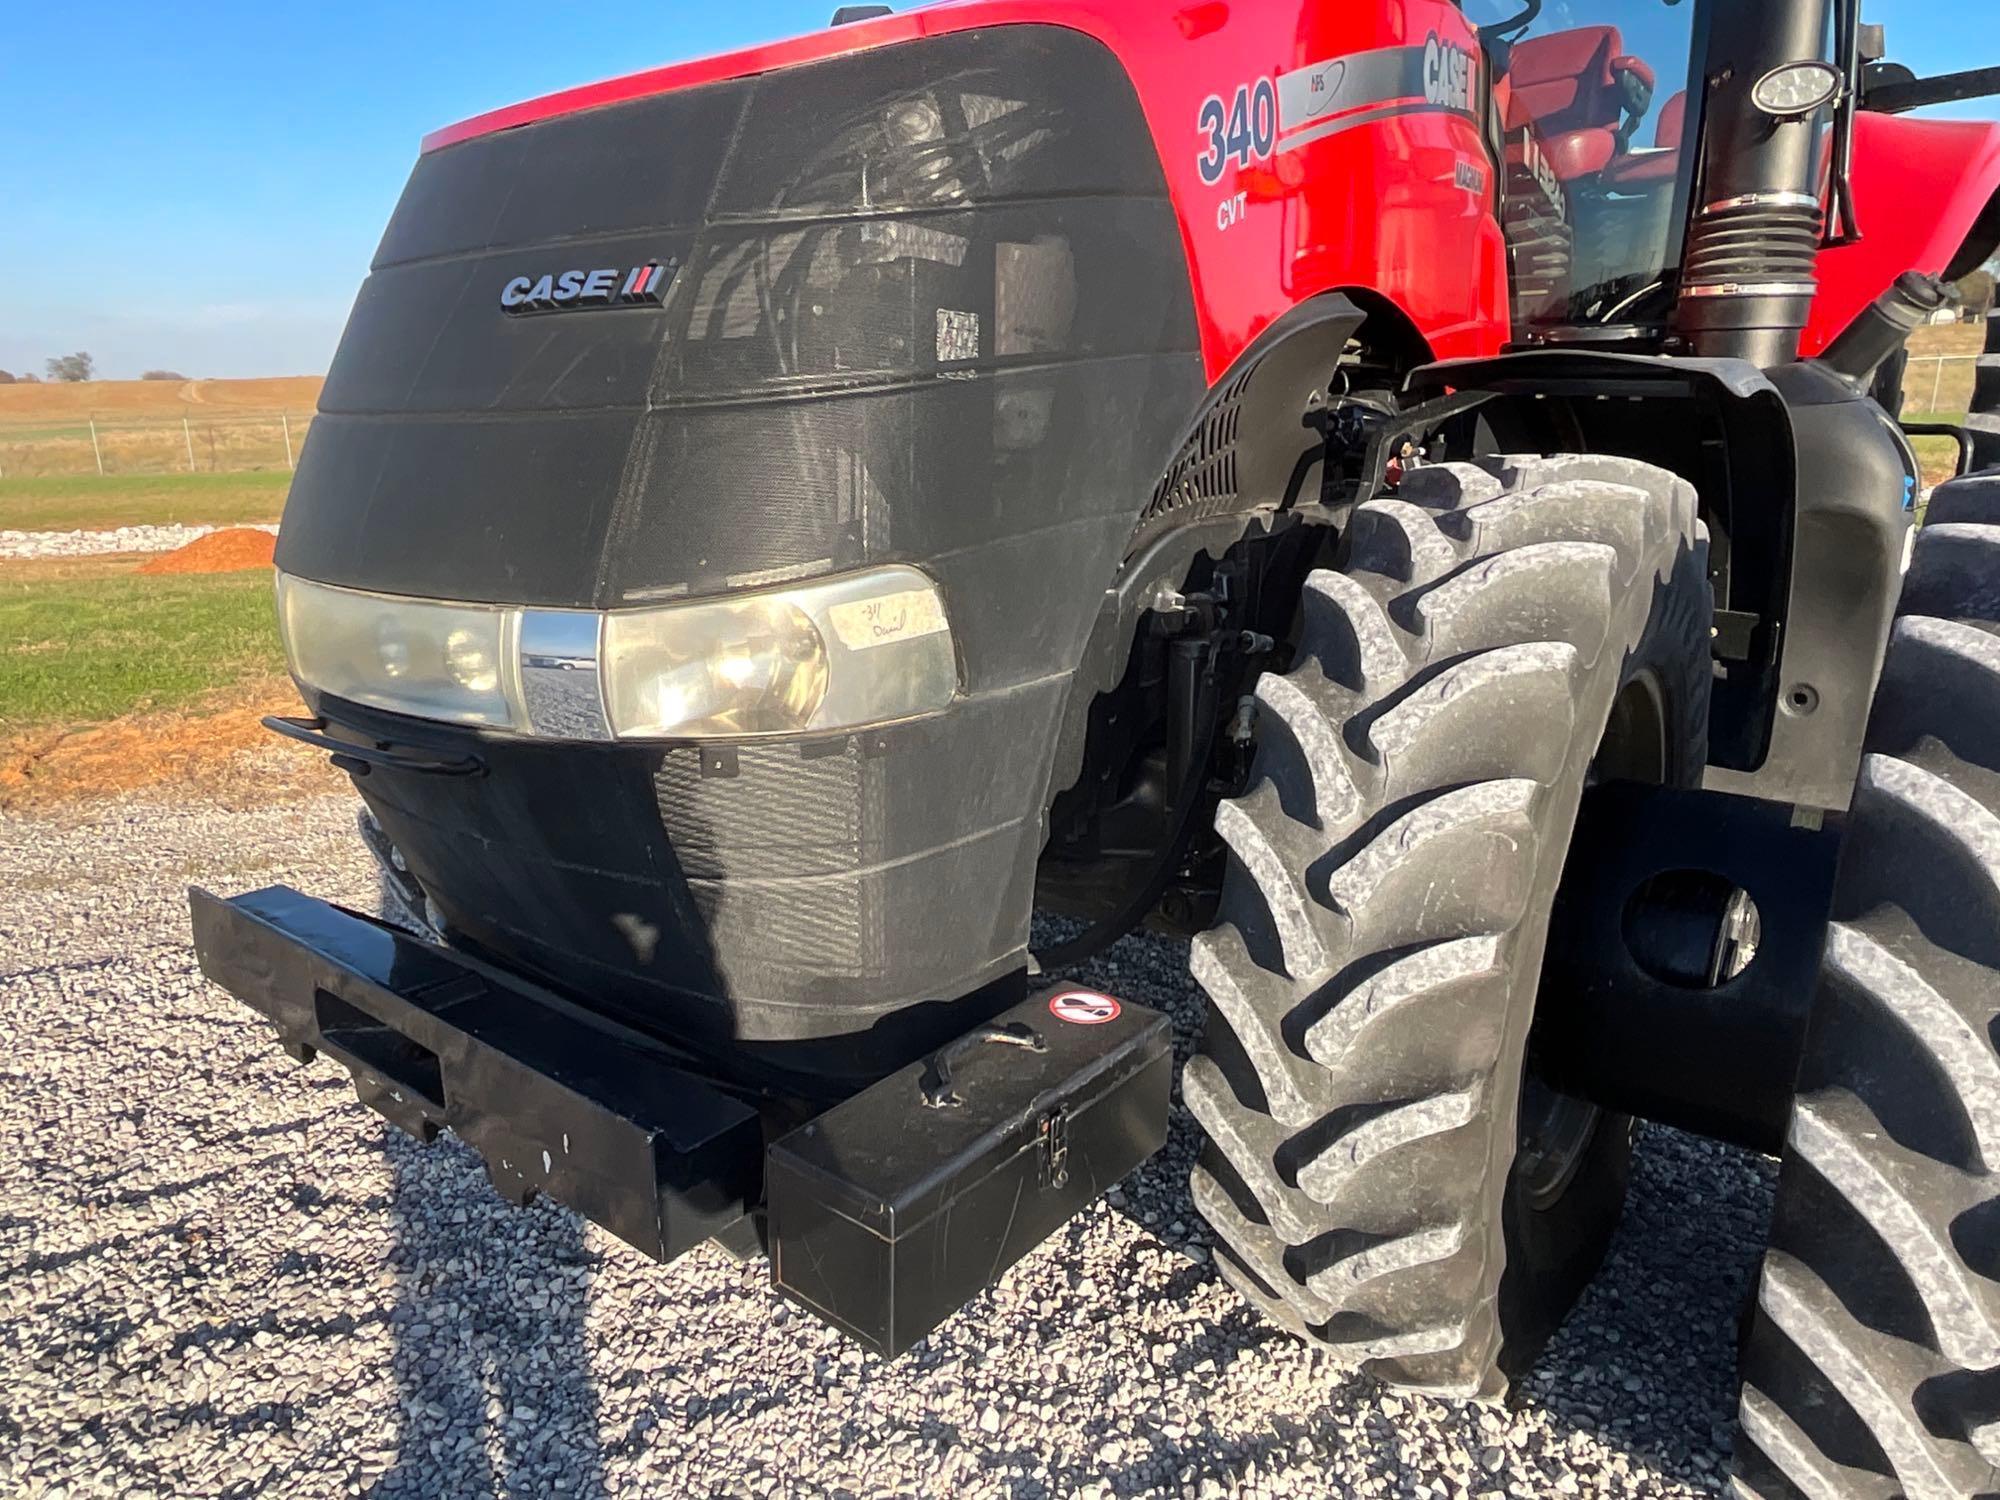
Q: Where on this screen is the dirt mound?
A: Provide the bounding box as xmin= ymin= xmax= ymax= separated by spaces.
xmin=138 ymin=528 xmax=276 ymax=575
xmin=0 ymin=677 xmax=338 ymax=812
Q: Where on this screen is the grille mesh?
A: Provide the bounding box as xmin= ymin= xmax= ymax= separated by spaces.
xmin=652 ymin=744 xmax=885 ymax=977
xmin=652 ymin=744 xmax=873 ymax=880
xmin=1142 ymin=366 xmax=1252 ymax=524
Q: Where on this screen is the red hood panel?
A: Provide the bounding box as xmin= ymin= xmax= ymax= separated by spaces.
xmin=1806 ymin=112 xmax=2000 ymax=357
xmin=427 ymin=2 xmax=1069 ymax=153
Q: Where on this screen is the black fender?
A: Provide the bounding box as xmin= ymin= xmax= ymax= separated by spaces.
xmin=1037 ymin=292 xmax=1405 ymax=920
xmin=1126 ymin=294 xmax=1373 ymax=554
xmin=1409 ymin=348 xmax=1910 ymax=810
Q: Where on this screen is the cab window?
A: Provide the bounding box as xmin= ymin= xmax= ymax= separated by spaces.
xmin=1460 ymin=0 xmax=1702 ymax=333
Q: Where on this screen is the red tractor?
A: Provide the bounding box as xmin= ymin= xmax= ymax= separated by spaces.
xmin=191 ymin=2 xmax=2000 ymax=1493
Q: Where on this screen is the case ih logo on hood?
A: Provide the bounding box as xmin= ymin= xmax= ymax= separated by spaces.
xmin=1423 ymin=33 xmax=1477 ymax=113
xmin=500 ymin=259 xmax=678 ymax=315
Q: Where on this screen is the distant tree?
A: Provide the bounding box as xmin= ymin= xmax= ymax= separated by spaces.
xmin=45 ymin=351 xmax=95 ymax=383
xmin=140 ymin=369 xmax=188 ymax=381
xmin=16 ymin=372 xmax=40 ymax=383
xmin=0 ymin=370 xmax=14 ymax=384
xmin=1956 ymin=269 xmax=1997 ymax=321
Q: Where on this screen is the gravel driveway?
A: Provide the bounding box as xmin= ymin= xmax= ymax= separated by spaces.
xmin=2 ymin=788 xmax=1773 ymax=1499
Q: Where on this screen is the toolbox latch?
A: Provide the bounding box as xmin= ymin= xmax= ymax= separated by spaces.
xmin=1039 ymin=1106 xmax=1070 ymax=1189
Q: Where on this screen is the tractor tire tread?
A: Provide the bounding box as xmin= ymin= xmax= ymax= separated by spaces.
xmin=1191 ymin=454 xmax=1704 ymax=1396
xmin=1734 ymin=501 xmax=2000 ymax=1500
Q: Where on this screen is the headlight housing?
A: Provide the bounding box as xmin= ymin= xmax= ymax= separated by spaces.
xmin=275 ymin=566 xmax=957 ymax=741
xmin=277 ymin=581 xmax=515 ymax=728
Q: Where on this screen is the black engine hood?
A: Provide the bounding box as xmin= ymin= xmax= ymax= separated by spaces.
xmin=277 ymin=28 xmax=1208 ymax=1071
xmin=278 ymin=26 xmax=1201 ymax=623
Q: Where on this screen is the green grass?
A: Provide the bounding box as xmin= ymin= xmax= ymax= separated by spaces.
xmin=0 ymin=471 xmax=289 ymax=532
xmin=0 ymin=421 xmax=94 ymax=443
xmin=0 ymin=569 xmax=285 ymax=731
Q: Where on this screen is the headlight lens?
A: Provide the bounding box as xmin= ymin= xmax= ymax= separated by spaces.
xmin=601 ymin=567 xmax=953 ymax=738
xmin=602 ymin=595 xmax=829 ymax=738
xmin=275 ymin=565 xmax=956 ymax=741
xmin=443 ymin=627 xmax=501 ymax=694
xmin=277 ymin=576 xmax=514 ymax=727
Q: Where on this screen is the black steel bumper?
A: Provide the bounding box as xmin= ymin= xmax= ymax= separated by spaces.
xmin=190 ymin=884 xmax=1172 ymax=1356
xmin=189 ymin=885 xmax=762 ymax=1264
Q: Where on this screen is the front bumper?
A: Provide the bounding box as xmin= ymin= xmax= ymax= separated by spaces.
xmin=189 ymin=884 xmax=762 ymax=1263
xmin=190 ymin=883 xmax=1171 ymax=1355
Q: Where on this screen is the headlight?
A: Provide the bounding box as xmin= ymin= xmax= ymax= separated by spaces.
xmin=277 ymin=576 xmax=515 ymax=728
xmin=602 ymin=568 xmax=953 ymax=738
xmin=274 ymin=566 xmax=957 ymax=741
xmin=603 ymin=594 xmax=829 ymax=737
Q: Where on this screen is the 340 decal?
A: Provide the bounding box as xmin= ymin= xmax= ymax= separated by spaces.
xmin=1197 ymin=79 xmax=1278 ymax=186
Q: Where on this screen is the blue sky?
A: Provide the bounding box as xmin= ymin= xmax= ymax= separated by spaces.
xmin=5 ymin=0 xmax=1996 ymax=380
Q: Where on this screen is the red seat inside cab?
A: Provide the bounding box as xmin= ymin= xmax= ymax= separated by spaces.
xmin=1504 ymin=26 xmax=1656 ymax=182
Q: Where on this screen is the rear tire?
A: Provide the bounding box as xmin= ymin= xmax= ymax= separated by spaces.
xmin=1967 ymin=310 xmax=2000 ymax=473
xmin=1733 ymin=476 xmax=2000 ymax=1500
xmin=1186 ymin=454 xmax=1710 ymax=1396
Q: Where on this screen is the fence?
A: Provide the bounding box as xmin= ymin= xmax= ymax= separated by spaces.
xmin=0 ymin=357 xmax=1978 ymax=479
xmin=1902 ymin=354 xmax=1980 ymax=417
xmin=0 ymin=411 xmax=316 ymax=480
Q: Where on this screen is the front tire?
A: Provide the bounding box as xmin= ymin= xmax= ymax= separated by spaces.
xmin=1186 ymin=454 xmax=1710 ymax=1396
xmin=1733 ymin=475 xmax=2000 ymax=1500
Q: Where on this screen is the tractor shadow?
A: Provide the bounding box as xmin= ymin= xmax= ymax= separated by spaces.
xmin=373 ymin=1123 xmax=609 ymax=1500
xmin=1037 ymin=915 xmax=1777 ymax=1496
xmin=366 ymin=868 xmax=608 ymax=1500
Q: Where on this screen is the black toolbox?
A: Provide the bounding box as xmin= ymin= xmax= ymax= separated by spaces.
xmin=766 ymin=985 xmax=1171 ymax=1356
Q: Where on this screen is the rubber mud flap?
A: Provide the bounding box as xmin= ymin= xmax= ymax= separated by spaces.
xmin=766 ymin=985 xmax=1170 ymax=1357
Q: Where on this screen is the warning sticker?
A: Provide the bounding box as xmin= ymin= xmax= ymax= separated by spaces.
xmin=1047 ymin=990 xmax=1122 ymax=1026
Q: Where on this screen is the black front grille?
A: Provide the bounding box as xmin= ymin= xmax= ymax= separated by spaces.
xmin=652 ymin=744 xmax=883 ymax=979
xmin=282 ymin=26 xmax=1198 ymax=614
xmin=653 ymin=743 xmax=872 ymax=880
xmin=1142 ymin=365 xmax=1252 ymax=524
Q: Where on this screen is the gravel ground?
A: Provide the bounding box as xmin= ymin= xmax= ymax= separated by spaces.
xmin=0 ymin=523 xmax=280 ymax=560
xmin=1 ymin=788 xmax=1775 ymax=1499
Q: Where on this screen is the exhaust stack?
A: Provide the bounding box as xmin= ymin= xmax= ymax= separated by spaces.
xmin=1672 ymin=0 xmax=1838 ymax=367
